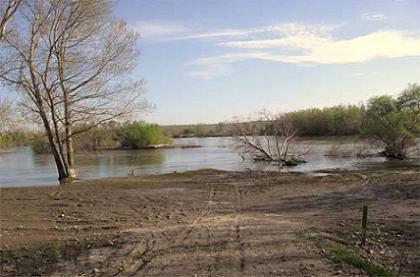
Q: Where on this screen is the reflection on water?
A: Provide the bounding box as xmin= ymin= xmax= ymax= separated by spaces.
xmin=0 ymin=137 xmax=418 ymax=187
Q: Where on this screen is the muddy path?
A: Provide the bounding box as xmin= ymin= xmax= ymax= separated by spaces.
xmin=1 ymin=168 xmax=419 ymax=276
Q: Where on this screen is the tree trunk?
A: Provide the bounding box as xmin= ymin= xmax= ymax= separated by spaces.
xmin=35 ymin=91 xmax=69 ymax=182
xmin=65 ymin=125 xmax=76 ymax=179
xmin=57 ymin=48 xmax=77 ymax=181
xmin=53 ymin=149 xmax=69 ymax=182
xmin=64 ymin=96 xmax=76 ymax=180
xmin=41 ymin=118 xmax=69 ymax=182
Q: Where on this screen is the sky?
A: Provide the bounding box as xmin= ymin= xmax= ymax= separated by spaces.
xmin=114 ymin=0 xmax=420 ymax=125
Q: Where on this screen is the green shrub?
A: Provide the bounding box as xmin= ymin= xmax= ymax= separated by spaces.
xmin=73 ymin=123 xmax=119 ymax=151
xmin=119 ymin=122 xmax=172 ymax=148
xmin=29 ymin=133 xmax=51 ymax=154
xmin=286 ymin=105 xmax=366 ymax=136
xmin=362 ymin=84 xmax=420 ymax=159
xmin=0 ymin=131 xmax=35 ymax=149
xmin=25 ymin=122 xmax=172 ymax=153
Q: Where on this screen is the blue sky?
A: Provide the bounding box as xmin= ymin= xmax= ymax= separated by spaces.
xmin=115 ymin=0 xmax=420 ymax=125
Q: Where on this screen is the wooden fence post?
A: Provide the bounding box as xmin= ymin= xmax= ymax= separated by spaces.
xmin=361 ymin=205 xmax=368 ymax=246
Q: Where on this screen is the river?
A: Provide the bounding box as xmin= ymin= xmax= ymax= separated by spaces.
xmin=0 ymin=137 xmax=418 ymax=187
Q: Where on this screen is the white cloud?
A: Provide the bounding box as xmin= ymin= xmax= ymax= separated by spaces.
xmin=133 ymin=21 xmax=340 ymax=43
xmin=219 ymin=34 xmax=332 ymax=50
xmin=294 ymin=31 xmax=420 ymax=64
xmin=190 ymin=30 xmax=420 ymax=78
xmin=132 ymin=21 xmax=191 ymax=39
xmin=188 ymin=64 xmax=234 ymax=80
xmin=350 ymin=72 xmax=365 ymax=77
xmin=132 ymin=21 xmax=256 ymax=42
xmin=175 ymin=29 xmax=256 ymax=41
xmin=192 ymin=52 xmax=269 ymax=66
xmin=361 ymin=13 xmax=387 ymax=21
xmin=218 ymin=23 xmax=338 ymax=50
xmin=178 ymin=23 xmax=339 ymax=41
xmin=135 ymin=21 xmax=419 ymax=79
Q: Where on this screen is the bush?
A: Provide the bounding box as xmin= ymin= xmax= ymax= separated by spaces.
xmin=362 ymin=84 xmax=420 ymax=159
xmin=118 ymin=122 xmax=172 ymax=149
xmin=0 ymin=131 xmax=35 ymax=149
xmin=73 ymin=123 xmax=119 ymax=151
xmin=29 ymin=133 xmax=51 ymax=154
xmin=25 ymin=122 xmax=172 ymax=153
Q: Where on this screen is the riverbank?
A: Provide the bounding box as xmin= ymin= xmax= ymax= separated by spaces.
xmin=5 ymin=136 xmax=420 ymax=188
xmin=82 ymin=143 xmax=202 ymax=151
xmin=1 ymin=167 xmax=419 ymax=276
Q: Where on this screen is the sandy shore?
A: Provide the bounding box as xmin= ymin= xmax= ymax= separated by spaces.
xmin=1 ymin=167 xmax=419 ymax=276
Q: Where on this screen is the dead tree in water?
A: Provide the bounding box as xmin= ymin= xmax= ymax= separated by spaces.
xmin=234 ymin=111 xmax=303 ymax=166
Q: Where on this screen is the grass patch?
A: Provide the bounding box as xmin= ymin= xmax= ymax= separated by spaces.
xmin=1 ymin=244 xmax=60 ymax=275
xmin=319 ymin=242 xmax=395 ymax=276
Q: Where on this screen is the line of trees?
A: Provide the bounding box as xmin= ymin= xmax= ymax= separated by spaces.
xmin=0 ymin=0 xmax=149 ymax=182
xmin=29 ymin=122 xmax=171 ymax=154
xmin=285 ymin=105 xmax=366 ymax=137
xmin=163 ymin=105 xmax=367 ymax=138
xmin=235 ymin=84 xmax=419 ymax=161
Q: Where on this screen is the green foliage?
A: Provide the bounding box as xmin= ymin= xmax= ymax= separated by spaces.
xmin=73 ymin=123 xmax=119 ymax=151
xmin=162 ymin=123 xmax=229 ymax=138
xmin=2 ymin=244 xmax=59 ymax=276
xmin=215 ymin=122 xmax=227 ymax=135
xmin=29 ymin=133 xmax=51 ymax=154
xmin=118 ymin=122 xmax=172 ymax=148
xmin=320 ymin=242 xmax=394 ymax=276
xmin=286 ymin=105 xmax=366 ymax=136
xmin=0 ymin=130 xmax=54 ymax=154
xmin=182 ymin=127 xmax=195 ymax=136
xmin=176 ymin=124 xmax=209 ymax=137
xmin=362 ymin=84 xmax=420 ymax=159
xmin=0 ymin=131 xmax=33 ymax=148
xmin=22 ymin=122 xmax=171 ymax=154
xmin=192 ymin=124 xmax=207 ymax=137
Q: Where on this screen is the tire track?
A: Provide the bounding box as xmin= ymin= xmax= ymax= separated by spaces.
xmin=118 ymin=185 xmax=217 ymax=275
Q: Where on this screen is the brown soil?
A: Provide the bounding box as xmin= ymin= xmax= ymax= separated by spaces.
xmin=1 ymin=167 xmax=419 ymax=276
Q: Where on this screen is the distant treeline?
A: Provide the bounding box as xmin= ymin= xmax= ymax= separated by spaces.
xmin=162 ymin=104 xmax=367 ymax=138
xmin=0 ymin=101 xmax=414 ymax=153
xmin=162 ymin=123 xmax=230 ymax=138
xmin=285 ymin=105 xmax=366 ymax=136
xmin=0 ymin=131 xmax=36 ymax=149
xmin=0 ymin=122 xmax=171 ymax=153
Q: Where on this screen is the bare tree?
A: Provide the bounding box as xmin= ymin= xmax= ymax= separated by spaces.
xmin=0 ymin=0 xmax=21 ymax=42
xmin=0 ymin=0 xmax=22 ymax=79
xmin=0 ymin=0 xmax=148 ymax=182
xmin=234 ymin=111 xmax=303 ymax=165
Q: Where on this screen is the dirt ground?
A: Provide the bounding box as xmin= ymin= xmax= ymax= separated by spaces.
xmin=0 ymin=166 xmax=419 ymax=276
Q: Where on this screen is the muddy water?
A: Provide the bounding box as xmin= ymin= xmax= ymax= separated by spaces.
xmin=0 ymin=137 xmax=418 ymax=187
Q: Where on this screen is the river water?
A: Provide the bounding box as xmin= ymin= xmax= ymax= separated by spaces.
xmin=0 ymin=137 xmax=418 ymax=187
